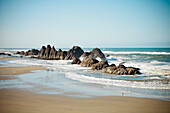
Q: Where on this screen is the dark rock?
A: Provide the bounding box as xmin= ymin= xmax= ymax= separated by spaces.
xmin=92 ymin=60 xmax=109 ymax=70
xmin=49 ymin=46 xmax=56 ymax=59
xmin=16 ymin=51 xmax=21 ymax=54
xmin=79 ymin=52 xmax=91 ymax=61
xmin=38 ymin=46 xmax=46 ymax=58
xmin=28 ymin=49 xmax=39 ymax=55
xmin=0 ymin=53 xmax=6 ymax=55
xmin=60 ymin=51 xmax=67 ymax=60
xmin=20 ymin=51 xmax=25 ymax=56
xmin=7 ymin=53 xmax=11 ymax=56
xmin=44 ymin=45 xmax=51 ymax=59
xmin=80 ymin=58 xmax=99 ymax=67
xmin=88 ymin=48 xmax=106 ymax=61
xmin=102 ymin=64 xmax=141 ymax=75
xmin=55 ymin=49 xmax=62 ymax=60
xmin=71 ymin=58 xmax=81 ymax=64
xmin=65 ymin=46 xmax=84 ymax=60
xmin=106 ymin=55 xmax=110 ymax=57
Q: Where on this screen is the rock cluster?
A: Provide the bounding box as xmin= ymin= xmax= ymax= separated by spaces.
xmin=15 ymin=45 xmax=141 ymax=75
xmin=37 ymin=45 xmax=84 ymax=60
xmin=16 ymin=49 xmax=39 ymax=56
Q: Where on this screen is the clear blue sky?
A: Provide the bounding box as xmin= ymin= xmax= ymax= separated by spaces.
xmin=0 ymin=0 xmax=170 ymax=48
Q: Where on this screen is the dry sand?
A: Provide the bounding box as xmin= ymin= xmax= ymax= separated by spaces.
xmin=0 ymin=58 xmax=20 ymax=60
xmin=0 ymin=89 xmax=169 ymax=113
xmin=0 ymin=66 xmax=46 ymax=75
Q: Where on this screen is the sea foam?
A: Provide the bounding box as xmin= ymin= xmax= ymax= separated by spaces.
xmin=65 ymin=72 xmax=170 ymax=90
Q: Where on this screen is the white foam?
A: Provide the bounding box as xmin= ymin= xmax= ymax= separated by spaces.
xmin=65 ymin=72 xmax=170 ymax=89
xmin=96 ymin=57 xmax=102 ymax=61
xmin=103 ymin=51 xmax=170 ymax=55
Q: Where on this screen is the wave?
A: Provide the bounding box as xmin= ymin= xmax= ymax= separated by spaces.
xmin=103 ymin=51 xmax=170 ymax=55
xmin=65 ymin=72 xmax=170 ymax=90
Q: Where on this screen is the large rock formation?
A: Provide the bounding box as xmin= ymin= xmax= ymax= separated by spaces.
xmin=38 ymin=46 xmax=46 ymax=58
xmin=15 ymin=44 xmax=141 ymax=75
xmin=80 ymin=57 xmax=99 ymax=67
xmin=65 ymin=46 xmax=84 ymax=60
xmin=43 ymin=45 xmax=51 ymax=59
xmin=79 ymin=48 xmax=106 ymax=61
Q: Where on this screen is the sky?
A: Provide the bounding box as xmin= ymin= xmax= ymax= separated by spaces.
xmin=0 ymin=0 xmax=170 ymax=48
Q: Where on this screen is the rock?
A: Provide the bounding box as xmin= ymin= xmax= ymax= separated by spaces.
xmin=88 ymin=48 xmax=106 ymax=61
xmin=0 ymin=53 xmax=6 ymax=55
xmin=60 ymin=51 xmax=67 ymax=60
xmin=38 ymin=46 xmax=46 ymax=58
xmin=102 ymin=64 xmax=141 ymax=75
xmin=92 ymin=60 xmax=109 ymax=70
xmin=80 ymin=58 xmax=99 ymax=67
xmin=65 ymin=46 xmax=84 ymax=60
xmin=20 ymin=51 xmax=25 ymax=56
xmin=71 ymin=58 xmax=81 ymax=64
xmin=28 ymin=49 xmax=39 ymax=55
xmin=49 ymin=46 xmax=56 ymax=59
xmin=16 ymin=51 xmax=21 ymax=54
xmin=106 ymin=55 xmax=110 ymax=57
xmin=44 ymin=45 xmax=51 ymax=59
xmin=126 ymin=67 xmax=141 ymax=75
xmin=79 ymin=52 xmax=91 ymax=61
xmin=55 ymin=49 xmax=62 ymax=60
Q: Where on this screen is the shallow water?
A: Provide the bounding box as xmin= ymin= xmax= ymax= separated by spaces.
xmin=0 ymin=48 xmax=170 ymax=100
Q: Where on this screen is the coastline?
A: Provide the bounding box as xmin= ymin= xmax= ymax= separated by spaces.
xmin=0 ymin=88 xmax=169 ymax=113
xmin=0 ymin=58 xmax=170 ymax=113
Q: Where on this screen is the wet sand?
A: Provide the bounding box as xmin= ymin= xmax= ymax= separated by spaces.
xmin=0 ymin=89 xmax=169 ymax=113
xmin=0 ymin=66 xmax=46 ymax=75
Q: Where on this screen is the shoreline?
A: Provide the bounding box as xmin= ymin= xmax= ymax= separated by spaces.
xmin=0 ymin=88 xmax=169 ymax=113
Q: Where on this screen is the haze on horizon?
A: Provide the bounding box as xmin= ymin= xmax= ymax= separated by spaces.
xmin=0 ymin=0 xmax=170 ymax=48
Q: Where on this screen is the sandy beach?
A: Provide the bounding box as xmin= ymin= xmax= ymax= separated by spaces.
xmin=0 ymin=58 xmax=169 ymax=113
xmin=0 ymin=66 xmax=46 ymax=75
xmin=0 ymin=88 xmax=169 ymax=113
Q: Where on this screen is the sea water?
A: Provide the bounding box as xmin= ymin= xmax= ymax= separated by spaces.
xmin=0 ymin=48 xmax=170 ymax=100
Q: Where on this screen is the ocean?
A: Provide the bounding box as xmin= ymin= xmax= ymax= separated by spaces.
xmin=0 ymin=48 xmax=170 ymax=100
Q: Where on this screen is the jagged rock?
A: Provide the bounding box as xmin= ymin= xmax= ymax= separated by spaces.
xmin=71 ymin=58 xmax=81 ymax=64
xmin=55 ymin=49 xmax=62 ymax=60
xmin=38 ymin=46 xmax=46 ymax=58
xmin=65 ymin=46 xmax=84 ymax=60
xmin=102 ymin=64 xmax=141 ymax=75
xmin=79 ymin=52 xmax=91 ymax=61
xmin=80 ymin=48 xmax=106 ymax=61
xmin=43 ymin=45 xmax=51 ymax=59
xmin=88 ymin=48 xmax=106 ymax=61
xmin=92 ymin=60 xmax=109 ymax=70
xmin=49 ymin=46 xmax=56 ymax=59
xmin=60 ymin=51 xmax=67 ymax=60
xmin=80 ymin=58 xmax=99 ymax=67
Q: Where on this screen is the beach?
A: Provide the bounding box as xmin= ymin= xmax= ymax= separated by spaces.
xmin=0 ymin=89 xmax=169 ymax=113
